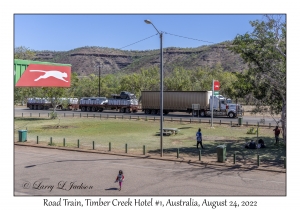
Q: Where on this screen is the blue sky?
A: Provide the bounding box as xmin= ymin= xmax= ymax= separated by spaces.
xmin=14 ymin=14 xmax=267 ymax=51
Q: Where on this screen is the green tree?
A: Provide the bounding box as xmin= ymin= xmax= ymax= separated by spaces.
xmin=101 ymin=74 xmax=120 ymax=97
xmin=190 ymin=64 xmax=234 ymax=93
xmin=216 ymin=72 xmax=238 ymax=99
xmin=42 ymin=87 xmax=67 ymax=119
xmin=14 ymin=46 xmax=36 ymax=60
xmin=14 ymin=87 xmax=44 ymax=105
xmin=140 ymin=67 xmax=160 ymax=92
xmin=223 ymin=71 xmax=251 ymax=102
xmin=165 ymin=66 xmax=192 ymax=91
xmin=229 ymin=15 xmax=286 ymax=142
xmin=119 ymin=73 xmax=141 ymax=96
xmin=75 ymin=74 xmax=98 ymax=97
xmin=66 ymin=72 xmax=80 ymax=97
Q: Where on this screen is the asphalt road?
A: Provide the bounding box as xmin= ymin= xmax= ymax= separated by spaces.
xmin=14 ymin=107 xmax=281 ymax=127
xmin=15 ymin=145 xmax=286 ymax=196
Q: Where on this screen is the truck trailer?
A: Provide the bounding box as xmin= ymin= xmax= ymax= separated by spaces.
xmin=27 ymin=91 xmax=139 ymax=113
xmin=141 ymin=91 xmax=243 ymax=118
xmin=27 ymin=98 xmax=79 ymax=110
xmin=78 ymin=91 xmax=139 ymax=113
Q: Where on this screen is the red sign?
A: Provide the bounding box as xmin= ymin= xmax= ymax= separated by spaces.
xmin=16 ymin=64 xmax=71 ymax=87
xmin=214 ymin=80 xmax=220 ymax=91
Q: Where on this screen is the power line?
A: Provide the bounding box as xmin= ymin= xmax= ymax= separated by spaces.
xmin=116 ymin=30 xmax=215 ymax=52
xmin=118 ymin=31 xmax=214 ymax=51
xmin=163 ymin=31 xmax=215 ymax=44
xmin=119 ymin=33 xmax=158 ymax=50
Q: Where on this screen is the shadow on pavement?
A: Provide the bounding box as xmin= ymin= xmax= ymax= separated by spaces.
xmin=105 ymin=188 xmax=118 ymax=191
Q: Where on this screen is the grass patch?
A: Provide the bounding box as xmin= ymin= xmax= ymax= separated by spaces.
xmin=14 ymin=117 xmax=285 ymax=163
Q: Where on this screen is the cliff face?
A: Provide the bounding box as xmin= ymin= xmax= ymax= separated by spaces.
xmin=34 ymin=44 xmax=247 ymax=76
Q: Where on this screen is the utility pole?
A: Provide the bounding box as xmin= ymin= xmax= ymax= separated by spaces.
xmin=98 ymin=65 xmax=101 ymax=97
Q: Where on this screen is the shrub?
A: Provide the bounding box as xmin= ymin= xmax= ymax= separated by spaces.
xmin=246 ymin=127 xmax=258 ymax=134
xmin=50 ymin=111 xmax=57 ymax=119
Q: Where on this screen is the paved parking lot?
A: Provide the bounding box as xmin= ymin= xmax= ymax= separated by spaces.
xmin=15 ymin=145 xmax=286 ymax=196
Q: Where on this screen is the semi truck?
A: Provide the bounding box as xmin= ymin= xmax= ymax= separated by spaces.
xmin=26 ymin=91 xmax=138 ymax=113
xmin=141 ymin=91 xmax=243 ymax=118
xmin=27 ymin=98 xmax=79 ymax=110
xmin=78 ymin=91 xmax=139 ymax=113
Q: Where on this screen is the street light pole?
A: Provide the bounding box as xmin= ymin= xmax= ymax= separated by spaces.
xmin=145 ymin=19 xmax=164 ymax=157
xmin=95 ymin=64 xmax=102 ymax=97
xmin=98 ymin=65 xmax=101 ymax=97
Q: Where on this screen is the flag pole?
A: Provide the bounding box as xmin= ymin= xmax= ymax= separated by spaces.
xmin=211 ymin=79 xmax=214 ymax=127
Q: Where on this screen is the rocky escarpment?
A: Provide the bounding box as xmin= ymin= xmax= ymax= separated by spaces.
xmin=34 ymin=44 xmax=247 ymax=76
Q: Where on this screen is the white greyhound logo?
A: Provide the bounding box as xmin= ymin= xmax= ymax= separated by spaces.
xmin=30 ymin=70 xmax=68 ymax=82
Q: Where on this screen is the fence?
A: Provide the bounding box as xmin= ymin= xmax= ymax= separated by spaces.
xmin=14 ymin=111 xmax=281 ymax=127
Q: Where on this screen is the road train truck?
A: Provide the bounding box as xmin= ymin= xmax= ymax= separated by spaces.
xmin=79 ymin=91 xmax=139 ymax=113
xmin=141 ymin=91 xmax=243 ymax=118
xmin=27 ymin=98 xmax=79 ymax=110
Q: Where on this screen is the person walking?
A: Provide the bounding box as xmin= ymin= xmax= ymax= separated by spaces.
xmin=115 ymin=170 xmax=124 ymax=191
xmin=196 ymin=128 xmax=204 ymax=149
xmin=273 ymin=126 xmax=281 ymax=145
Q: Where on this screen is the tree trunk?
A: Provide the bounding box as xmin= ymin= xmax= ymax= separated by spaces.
xmin=281 ymin=101 xmax=286 ymax=144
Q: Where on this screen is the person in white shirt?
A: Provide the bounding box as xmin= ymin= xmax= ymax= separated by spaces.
xmin=115 ymin=170 xmax=124 ymax=191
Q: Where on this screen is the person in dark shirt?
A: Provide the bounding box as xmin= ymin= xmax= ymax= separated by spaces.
xmin=273 ymin=126 xmax=280 ymax=145
xmin=249 ymin=140 xmax=257 ymax=149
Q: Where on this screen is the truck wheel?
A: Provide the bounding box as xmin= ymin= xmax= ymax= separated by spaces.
xmin=81 ymin=106 xmax=86 ymax=112
xmin=145 ymin=109 xmax=150 ymax=114
xmin=91 ymin=107 xmax=96 ymax=112
xmin=87 ymin=107 xmax=91 ymax=112
xmin=99 ymin=108 xmax=103 ymax=112
xmin=228 ymin=112 xmax=235 ymax=118
xmin=126 ymin=108 xmax=130 ymax=113
xmin=200 ymin=111 xmax=205 ymax=117
xmin=151 ymin=110 xmax=156 ymax=115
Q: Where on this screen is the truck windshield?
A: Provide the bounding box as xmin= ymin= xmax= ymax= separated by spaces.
xmin=130 ymin=95 xmax=137 ymax=99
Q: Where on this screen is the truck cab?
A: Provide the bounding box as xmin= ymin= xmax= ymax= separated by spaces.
xmin=210 ymin=96 xmax=227 ymax=111
xmin=226 ymin=103 xmax=243 ymax=118
xmin=208 ymin=96 xmax=243 ymax=118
